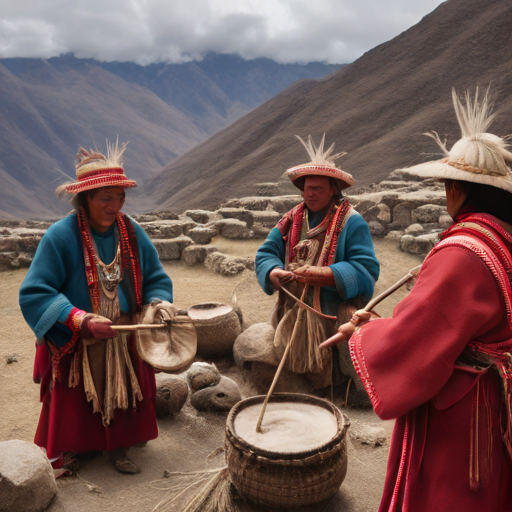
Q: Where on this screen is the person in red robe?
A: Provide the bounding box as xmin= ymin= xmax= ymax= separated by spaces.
xmin=321 ymin=88 xmax=512 ymax=511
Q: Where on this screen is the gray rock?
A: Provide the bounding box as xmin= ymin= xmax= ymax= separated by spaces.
xmin=217 ymin=208 xmax=254 ymax=227
xmin=190 ymin=376 xmax=242 ymax=412
xmin=233 ymin=322 xmax=279 ymax=368
xmin=212 ymin=219 xmax=252 ymax=239
xmin=411 ymin=204 xmax=444 ymax=224
xmin=256 ymin=182 xmax=280 ymax=196
xmin=392 ymin=203 xmax=412 ymax=228
xmin=251 ymin=222 xmax=272 ymax=238
xmin=132 ymin=214 xmax=159 ymax=222
xmin=0 ymin=439 xmax=57 ymax=512
xmin=400 ymin=232 xmax=440 ymax=255
xmin=386 ymin=169 xmax=426 ymax=182
xmin=153 ymin=236 xmax=194 ymax=260
xmin=363 ymin=203 xmax=391 ymax=224
xmin=140 ymin=219 xmax=196 ymax=238
xmin=439 ymin=214 xmax=453 ymax=229
xmin=204 ymin=252 xmax=253 ymax=276
xmin=188 ymin=227 xmax=217 ymax=245
xmin=405 ymin=223 xmax=424 ymax=236
xmin=155 ymin=374 xmax=189 ymax=418
xmin=350 ymin=424 xmax=387 ymax=447
xmin=251 ymin=210 xmax=281 ymax=227
xmin=186 ymin=362 xmax=221 ymax=392
xmin=182 ymin=245 xmax=218 ymax=265
xmin=384 ymin=230 xmax=404 ymax=240
xmin=222 ymin=196 xmax=301 ymax=213
xmin=368 ymin=221 xmax=385 ymax=237
xmin=184 ymin=210 xmax=214 ymax=224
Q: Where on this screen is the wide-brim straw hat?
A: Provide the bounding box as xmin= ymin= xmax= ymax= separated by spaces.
xmin=402 ymin=88 xmax=512 ymax=194
xmin=64 ymin=140 xmax=137 ymax=194
xmin=286 ymin=135 xmax=355 ymax=191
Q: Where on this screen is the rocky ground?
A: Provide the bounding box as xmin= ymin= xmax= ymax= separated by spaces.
xmin=0 ymin=233 xmax=424 ymax=512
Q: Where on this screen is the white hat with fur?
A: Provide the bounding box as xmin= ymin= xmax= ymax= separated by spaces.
xmin=402 ymin=88 xmax=512 ymax=194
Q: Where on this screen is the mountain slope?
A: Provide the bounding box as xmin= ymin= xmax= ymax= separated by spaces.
xmin=0 ymin=54 xmax=339 ymax=219
xmin=146 ymin=0 xmax=512 ymax=213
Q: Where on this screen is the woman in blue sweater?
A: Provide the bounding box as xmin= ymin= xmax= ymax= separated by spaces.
xmin=19 ymin=143 xmax=173 ymax=474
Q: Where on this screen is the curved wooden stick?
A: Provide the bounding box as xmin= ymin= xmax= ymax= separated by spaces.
xmin=320 ymin=265 xmax=422 ymax=348
xmin=279 ymin=284 xmax=337 ymax=321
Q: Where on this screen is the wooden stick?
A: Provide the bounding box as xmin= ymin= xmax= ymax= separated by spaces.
xmin=111 ymin=324 xmax=167 ymax=331
xmin=255 ymin=288 xmax=307 ymax=432
xmin=279 ymin=284 xmax=337 ymax=321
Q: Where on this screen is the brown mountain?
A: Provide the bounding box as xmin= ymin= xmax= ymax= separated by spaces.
xmin=146 ymin=0 xmax=512 ymax=213
xmin=0 ymin=54 xmax=339 ymax=219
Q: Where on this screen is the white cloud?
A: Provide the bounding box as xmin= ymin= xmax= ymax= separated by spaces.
xmin=0 ymin=0 xmax=445 ymax=64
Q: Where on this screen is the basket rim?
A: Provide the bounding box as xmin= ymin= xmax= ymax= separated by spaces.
xmin=225 ymin=393 xmax=350 ymax=461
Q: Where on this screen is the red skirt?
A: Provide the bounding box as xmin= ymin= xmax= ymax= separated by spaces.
xmin=33 ymin=337 xmax=158 ymax=461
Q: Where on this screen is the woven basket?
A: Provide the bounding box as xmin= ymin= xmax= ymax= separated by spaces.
xmin=225 ymin=393 xmax=350 ymax=509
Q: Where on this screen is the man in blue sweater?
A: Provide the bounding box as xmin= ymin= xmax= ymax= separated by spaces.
xmin=255 ymin=135 xmax=379 ymax=389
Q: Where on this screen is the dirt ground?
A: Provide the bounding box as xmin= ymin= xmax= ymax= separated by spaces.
xmin=0 ymin=237 xmax=424 ymax=512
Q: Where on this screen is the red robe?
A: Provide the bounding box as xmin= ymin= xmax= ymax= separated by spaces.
xmin=350 ymin=216 xmax=512 ymax=511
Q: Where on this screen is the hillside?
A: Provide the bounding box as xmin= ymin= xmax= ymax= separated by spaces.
xmin=145 ymin=0 xmax=512 ymax=213
xmin=0 ymin=54 xmax=339 ymax=219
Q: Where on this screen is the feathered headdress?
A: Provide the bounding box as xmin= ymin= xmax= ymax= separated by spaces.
xmin=62 ymin=139 xmax=137 ymax=194
xmin=286 ymin=134 xmax=355 ymax=191
xmin=403 ymin=87 xmax=512 ymax=193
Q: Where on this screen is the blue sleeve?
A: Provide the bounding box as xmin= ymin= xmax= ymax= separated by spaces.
xmin=329 ymin=213 xmax=380 ymax=301
xmin=133 ymin=222 xmax=173 ymax=304
xmin=255 ymin=228 xmax=285 ymax=295
xmin=19 ymin=223 xmax=76 ymax=342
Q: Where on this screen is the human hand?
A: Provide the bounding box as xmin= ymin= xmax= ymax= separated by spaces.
xmin=292 ymin=265 xmax=334 ymax=287
xmin=269 ymin=268 xmax=294 ymax=289
xmin=80 ymin=314 xmax=117 ymax=340
xmin=319 ymin=309 xmax=374 ymax=349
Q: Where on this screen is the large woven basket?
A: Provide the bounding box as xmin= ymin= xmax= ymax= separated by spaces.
xmin=225 ymin=393 xmax=350 ymax=509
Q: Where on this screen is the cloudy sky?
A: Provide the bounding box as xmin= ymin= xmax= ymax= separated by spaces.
xmin=0 ymin=0 xmax=445 ymax=64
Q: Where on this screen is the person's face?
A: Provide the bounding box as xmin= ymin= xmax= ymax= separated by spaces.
xmin=86 ymin=187 xmax=125 ymax=232
xmin=303 ymin=176 xmax=334 ymax=212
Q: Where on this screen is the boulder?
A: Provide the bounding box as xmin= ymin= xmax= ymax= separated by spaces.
xmin=400 ymin=232 xmax=440 ymax=255
xmin=153 ymin=236 xmax=194 ymax=260
xmin=155 ymin=210 xmax=180 ymax=220
xmin=251 ymin=222 xmax=272 ymax=238
xmin=188 ymin=227 xmax=217 ymax=245
xmin=184 ymin=210 xmax=214 ymax=224
xmin=350 ymin=424 xmax=387 ymax=448
xmin=139 ymin=219 xmax=196 ymax=238
xmin=132 ymin=214 xmax=159 ymax=222
xmin=222 ymin=196 xmax=301 ymax=213
xmin=154 ymin=374 xmax=189 ymax=418
xmin=384 ymin=230 xmax=404 ymax=240
xmin=186 ymin=362 xmax=221 ymax=392
xmin=212 ymin=219 xmax=252 ymax=239
xmin=0 ymin=252 xmax=17 ymax=269
xmin=217 ymin=207 xmax=254 ymax=227
xmin=204 ymin=252 xmax=253 ymax=276
xmin=182 ymin=245 xmax=218 ymax=266
xmin=190 ymin=376 xmax=242 ymax=412
xmin=256 ymin=182 xmax=280 ymax=196
xmin=439 ymin=214 xmax=453 ymax=229
xmin=368 ymin=221 xmax=385 ymax=237
xmin=251 ymin=210 xmax=281 ymax=227
xmin=411 ymin=204 xmax=444 ymax=224
xmin=363 ymin=203 xmax=391 ymax=224
xmin=0 ymin=439 xmax=57 ymax=512
xmin=392 ymin=203 xmax=412 ymax=228
xmin=233 ymin=322 xmax=279 ymax=368
xmin=405 ymin=223 xmax=424 ymax=236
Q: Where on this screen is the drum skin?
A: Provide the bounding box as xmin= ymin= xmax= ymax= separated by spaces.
xmin=225 ymin=393 xmax=350 ymax=509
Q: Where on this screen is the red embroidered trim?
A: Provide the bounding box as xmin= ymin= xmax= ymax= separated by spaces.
xmin=49 ymin=307 xmax=86 ymax=383
xmin=389 ymin=416 xmax=410 ymax=512
xmin=348 ymin=329 xmax=382 ymax=411
xmin=66 ymin=175 xmax=136 ymax=193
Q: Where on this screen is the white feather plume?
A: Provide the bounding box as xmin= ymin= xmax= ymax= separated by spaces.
xmin=452 ymin=86 xmax=496 ymax=138
xmin=295 ymin=134 xmax=346 ymax=166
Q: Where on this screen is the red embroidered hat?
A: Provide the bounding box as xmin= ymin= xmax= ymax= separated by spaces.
xmin=64 ymin=140 xmax=137 ymax=194
xmin=286 ymin=134 xmax=355 ymax=191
